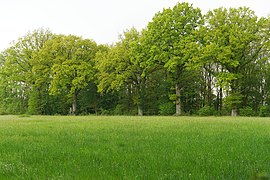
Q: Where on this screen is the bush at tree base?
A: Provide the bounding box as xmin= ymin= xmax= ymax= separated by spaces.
xmin=198 ymin=106 xmax=215 ymax=116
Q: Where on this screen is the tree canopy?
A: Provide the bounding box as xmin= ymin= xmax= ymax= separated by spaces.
xmin=0 ymin=4 xmax=270 ymax=116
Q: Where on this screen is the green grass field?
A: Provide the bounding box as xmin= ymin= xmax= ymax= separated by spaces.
xmin=0 ymin=116 xmax=269 ymax=179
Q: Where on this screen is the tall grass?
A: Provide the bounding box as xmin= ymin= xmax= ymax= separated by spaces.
xmin=0 ymin=115 xmax=269 ymax=179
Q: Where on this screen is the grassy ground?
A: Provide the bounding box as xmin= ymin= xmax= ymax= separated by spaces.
xmin=0 ymin=116 xmax=269 ymax=179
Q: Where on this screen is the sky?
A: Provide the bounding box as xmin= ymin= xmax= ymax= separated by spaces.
xmin=0 ymin=0 xmax=270 ymax=51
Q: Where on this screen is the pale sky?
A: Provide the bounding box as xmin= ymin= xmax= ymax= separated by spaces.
xmin=0 ymin=0 xmax=269 ymax=51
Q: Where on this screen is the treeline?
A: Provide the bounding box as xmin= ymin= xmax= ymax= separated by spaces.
xmin=1 ymin=2 xmax=270 ymax=116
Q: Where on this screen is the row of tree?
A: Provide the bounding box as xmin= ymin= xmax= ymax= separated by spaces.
xmin=1 ymin=2 xmax=270 ymax=116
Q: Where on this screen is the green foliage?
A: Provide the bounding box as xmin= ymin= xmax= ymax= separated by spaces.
xmin=159 ymin=102 xmax=175 ymax=115
xmin=40 ymin=35 xmax=97 ymax=96
xmin=224 ymin=93 xmax=243 ymax=110
xmin=259 ymin=106 xmax=270 ymax=117
xmin=145 ymin=2 xmax=203 ymax=115
xmin=113 ymin=104 xmax=126 ymax=115
xmin=251 ymin=172 xmax=270 ymax=180
xmin=35 ymin=34 xmax=98 ymax=115
xmin=239 ymin=106 xmax=255 ymax=117
xmin=95 ymin=28 xmax=151 ymax=115
xmin=99 ymin=108 xmax=111 ymax=115
xmin=146 ymin=2 xmax=203 ymax=70
xmin=95 ymin=28 xmax=142 ymax=93
xmin=0 ymin=5 xmax=270 ymax=116
xmin=0 ymin=28 xmax=53 ymax=115
xmin=198 ymin=105 xmax=215 ymax=116
xmin=202 ymin=7 xmax=268 ymax=115
xmin=27 ymin=91 xmax=40 ymax=115
xmin=18 ymin=114 xmax=31 ymax=118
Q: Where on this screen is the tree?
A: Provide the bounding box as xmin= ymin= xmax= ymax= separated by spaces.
xmin=203 ymin=7 xmax=269 ymax=116
xmin=96 ymin=28 xmax=155 ymax=115
xmin=145 ymin=2 xmax=203 ymax=115
xmin=0 ymin=28 xmax=53 ymax=114
xmin=36 ymin=35 xmax=98 ymax=115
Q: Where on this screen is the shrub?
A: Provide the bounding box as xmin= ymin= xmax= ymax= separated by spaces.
xmin=113 ymin=104 xmax=125 ymax=115
xmin=198 ymin=106 xmax=215 ymax=116
xmin=259 ymin=105 xmax=270 ymax=117
xmin=159 ymin=102 xmax=175 ymax=115
xmin=239 ymin=106 xmax=255 ymax=116
xmin=100 ymin=108 xmax=111 ymax=115
xmin=18 ymin=114 xmax=31 ymax=118
xmin=219 ymin=108 xmax=230 ymax=116
xmin=0 ymin=106 xmax=8 ymax=115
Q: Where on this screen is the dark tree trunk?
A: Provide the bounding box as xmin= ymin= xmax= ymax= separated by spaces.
xmin=136 ymin=76 xmax=145 ymax=116
xmin=219 ymin=87 xmax=223 ymax=112
xmin=230 ymin=82 xmax=239 ymax=116
xmin=207 ymin=71 xmax=212 ymax=106
xmin=175 ymin=83 xmax=181 ymax=115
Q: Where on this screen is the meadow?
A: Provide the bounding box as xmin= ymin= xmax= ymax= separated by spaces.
xmin=0 ymin=115 xmax=269 ymax=179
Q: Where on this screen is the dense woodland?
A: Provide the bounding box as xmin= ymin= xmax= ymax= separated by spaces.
xmin=1 ymin=2 xmax=270 ymax=116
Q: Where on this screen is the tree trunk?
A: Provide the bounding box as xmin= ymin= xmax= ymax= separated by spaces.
xmin=138 ymin=104 xmax=143 ymax=116
xmin=136 ymin=76 xmax=145 ymax=116
xmin=207 ymin=71 xmax=212 ymax=106
xmin=175 ymin=83 xmax=181 ymax=115
xmin=231 ymin=108 xmax=238 ymax=116
xmin=230 ymin=82 xmax=240 ymax=117
xmin=219 ymin=87 xmax=223 ymax=113
xmin=71 ymin=92 xmax=77 ymax=115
